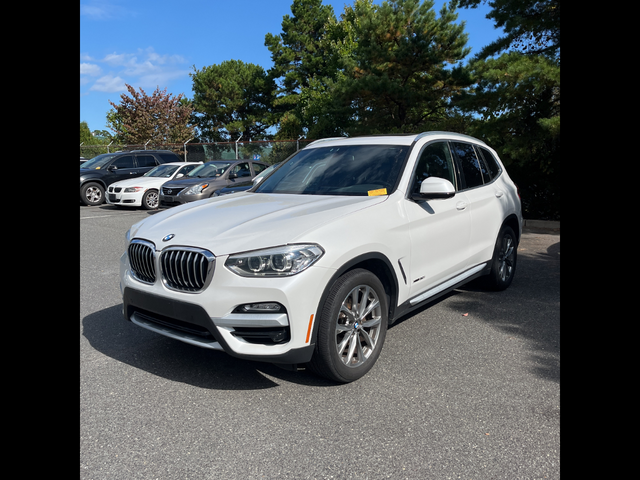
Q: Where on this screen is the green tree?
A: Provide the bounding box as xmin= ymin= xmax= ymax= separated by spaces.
xmin=190 ymin=60 xmax=274 ymax=142
xmin=80 ymin=121 xmax=94 ymax=145
xmin=108 ymin=84 xmax=194 ymax=145
xmin=455 ymin=0 xmax=560 ymax=219
xmin=457 ymin=0 xmax=560 ymax=58
xmin=265 ymin=0 xmax=340 ymax=98
xmin=265 ymin=0 xmax=347 ymax=138
xmin=336 ymin=0 xmax=472 ymax=135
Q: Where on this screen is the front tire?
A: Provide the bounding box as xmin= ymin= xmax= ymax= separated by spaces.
xmin=142 ymin=189 xmax=159 ymax=210
xmin=309 ymin=269 xmax=388 ymax=383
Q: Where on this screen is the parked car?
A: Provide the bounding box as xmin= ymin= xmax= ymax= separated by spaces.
xmin=213 ymin=162 xmax=281 ymax=197
xmin=120 ymin=132 xmax=522 ymax=383
xmin=80 ymin=150 xmax=183 ymax=206
xmin=159 ymin=159 xmax=269 ymax=207
xmin=106 ymin=162 xmax=202 ymax=210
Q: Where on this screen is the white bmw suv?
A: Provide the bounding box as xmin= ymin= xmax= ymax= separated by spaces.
xmin=120 ymin=132 xmax=522 ymax=383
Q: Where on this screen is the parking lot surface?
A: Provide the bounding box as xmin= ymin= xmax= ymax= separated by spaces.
xmin=81 ymin=204 xmax=559 ymax=479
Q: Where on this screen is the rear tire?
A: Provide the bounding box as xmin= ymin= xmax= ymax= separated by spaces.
xmin=80 ymin=182 xmax=104 ymax=206
xmin=484 ymin=225 xmax=517 ymax=291
xmin=309 ymin=269 xmax=388 ymax=383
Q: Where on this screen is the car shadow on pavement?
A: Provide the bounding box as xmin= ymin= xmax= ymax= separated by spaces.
xmin=452 ymin=238 xmax=560 ymax=384
xmin=82 ymin=305 xmax=337 ymax=390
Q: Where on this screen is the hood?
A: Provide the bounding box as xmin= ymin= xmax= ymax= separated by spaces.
xmin=162 ymin=176 xmax=225 ymax=188
xmin=80 ymin=168 xmax=104 ymax=177
xmin=129 ymin=192 xmax=387 ymax=256
xmin=110 ymin=176 xmax=169 ymax=189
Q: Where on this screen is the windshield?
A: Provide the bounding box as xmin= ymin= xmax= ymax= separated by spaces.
xmin=255 ymin=145 xmax=409 ymax=196
xmin=81 ymin=154 xmax=117 ymax=170
xmin=187 ymin=161 xmax=232 ymax=178
xmin=143 ymin=164 xmax=181 ymax=178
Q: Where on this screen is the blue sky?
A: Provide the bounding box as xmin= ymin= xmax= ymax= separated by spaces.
xmin=80 ymin=0 xmax=502 ymax=133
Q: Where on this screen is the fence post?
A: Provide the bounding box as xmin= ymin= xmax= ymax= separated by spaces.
xmin=184 ymin=137 xmax=193 ymax=162
xmin=235 ymin=132 xmax=243 ymax=159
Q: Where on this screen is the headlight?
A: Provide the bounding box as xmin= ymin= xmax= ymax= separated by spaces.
xmin=225 ymin=244 xmax=324 ymax=277
xmin=124 ymin=186 xmax=144 ymax=193
xmin=185 ymin=183 xmax=209 ymax=195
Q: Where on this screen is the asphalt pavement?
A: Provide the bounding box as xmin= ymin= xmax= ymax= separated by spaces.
xmin=81 ymin=205 xmax=559 ymax=479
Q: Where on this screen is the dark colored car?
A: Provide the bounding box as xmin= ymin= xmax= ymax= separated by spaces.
xmin=80 ymin=150 xmax=183 ymax=206
xmin=159 ymin=159 xmax=269 ymax=207
xmin=212 ymin=162 xmax=281 ymax=197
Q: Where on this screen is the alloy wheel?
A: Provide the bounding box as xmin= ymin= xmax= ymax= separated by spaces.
xmin=335 ymin=284 xmax=382 ymax=368
xmin=498 ymin=235 xmax=515 ymax=282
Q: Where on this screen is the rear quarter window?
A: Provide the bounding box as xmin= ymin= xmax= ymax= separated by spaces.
xmin=476 ymin=146 xmax=502 ymax=182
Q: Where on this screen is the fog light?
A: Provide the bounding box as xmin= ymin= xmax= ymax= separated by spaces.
xmin=239 ymin=303 xmax=283 ymax=313
xmin=270 ymin=330 xmax=286 ymax=343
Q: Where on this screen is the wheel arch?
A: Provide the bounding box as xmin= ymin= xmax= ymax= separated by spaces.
xmin=309 ymin=252 xmax=400 ymax=348
xmin=502 ymin=214 xmax=521 ymax=245
xmin=80 ymin=177 xmax=107 ymax=190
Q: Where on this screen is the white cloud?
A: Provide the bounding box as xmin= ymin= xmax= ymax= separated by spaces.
xmin=90 ymin=75 xmax=126 ymax=92
xmin=138 ymin=69 xmax=192 ymax=89
xmin=80 ymin=63 xmax=102 ymax=76
xmin=82 ymin=47 xmax=189 ymax=94
xmin=80 ymin=0 xmax=136 ymax=20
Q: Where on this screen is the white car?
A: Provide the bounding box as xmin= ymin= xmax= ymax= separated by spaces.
xmin=106 ymin=162 xmax=201 ymax=210
xmin=120 ymin=132 xmax=522 ymax=382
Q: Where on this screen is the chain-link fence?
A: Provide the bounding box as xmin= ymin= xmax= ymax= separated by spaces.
xmin=80 ymin=139 xmax=316 ymax=165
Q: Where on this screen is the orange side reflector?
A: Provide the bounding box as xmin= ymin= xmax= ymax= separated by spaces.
xmin=305 ymin=314 xmax=314 ymax=343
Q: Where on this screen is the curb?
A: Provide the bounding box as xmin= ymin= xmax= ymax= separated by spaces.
xmin=523 ymin=219 xmax=560 ymax=232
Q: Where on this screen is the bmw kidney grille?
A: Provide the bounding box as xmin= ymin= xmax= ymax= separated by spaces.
xmin=128 ymin=240 xmax=215 ymax=292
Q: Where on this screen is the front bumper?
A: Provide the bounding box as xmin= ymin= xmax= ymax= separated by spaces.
xmin=159 ymin=191 xmax=207 ymax=207
xmin=106 ymin=188 xmax=143 ymax=207
xmin=120 ymin=248 xmax=334 ymax=364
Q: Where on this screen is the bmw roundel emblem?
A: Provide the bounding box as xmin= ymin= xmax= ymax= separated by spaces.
xmin=162 ymin=234 xmax=175 ymax=242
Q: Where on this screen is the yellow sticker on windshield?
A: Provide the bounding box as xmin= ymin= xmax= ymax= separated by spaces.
xmin=368 ymin=188 xmax=387 ymax=196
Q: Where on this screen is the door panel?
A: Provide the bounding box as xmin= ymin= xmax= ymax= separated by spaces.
xmin=404 ymin=194 xmax=471 ymax=296
xmin=404 ymin=141 xmax=471 ymax=296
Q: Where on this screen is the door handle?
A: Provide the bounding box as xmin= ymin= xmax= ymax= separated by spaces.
xmin=456 ymin=201 xmax=467 ymax=210
xmin=495 ymin=190 xmax=504 ymax=198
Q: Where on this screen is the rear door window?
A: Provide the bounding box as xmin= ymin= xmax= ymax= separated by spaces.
xmin=252 ymin=163 xmax=268 ymax=175
xmin=136 ymin=155 xmax=158 ymax=168
xmin=450 ymin=142 xmax=484 ymax=190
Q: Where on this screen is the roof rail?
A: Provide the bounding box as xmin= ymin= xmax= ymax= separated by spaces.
xmin=129 ymin=149 xmax=173 ymax=152
xmin=305 ymin=137 xmax=345 ymax=147
xmin=414 ymin=131 xmax=487 ymax=145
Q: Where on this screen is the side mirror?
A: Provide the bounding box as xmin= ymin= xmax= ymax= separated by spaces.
xmin=228 ymin=173 xmax=237 ymax=179
xmin=107 ymin=165 xmax=118 ymax=172
xmin=176 ymin=173 xmax=184 ymax=179
xmin=411 ymin=177 xmax=455 ymax=201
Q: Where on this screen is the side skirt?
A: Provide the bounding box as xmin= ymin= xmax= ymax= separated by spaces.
xmin=392 ymin=262 xmax=490 ymax=323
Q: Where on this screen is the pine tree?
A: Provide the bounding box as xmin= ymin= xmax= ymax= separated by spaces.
xmin=339 ymin=0 xmax=472 ymax=134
